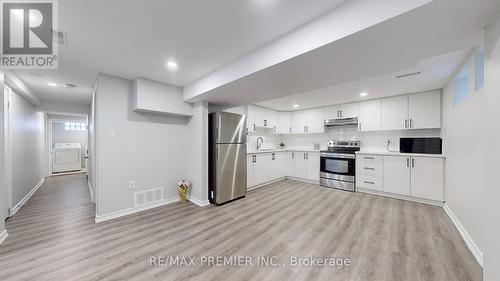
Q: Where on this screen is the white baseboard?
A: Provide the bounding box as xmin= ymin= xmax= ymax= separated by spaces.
xmin=248 ymin=177 xmax=287 ymax=191
xmin=0 ymin=230 xmax=9 ymax=246
xmin=285 ymin=176 xmax=319 ymax=185
xmin=186 ymin=195 xmax=210 ymax=207
xmin=11 ymin=177 xmax=45 ymax=217
xmin=95 ymin=197 xmax=179 ymax=223
xmin=87 ymin=181 xmax=94 ymax=203
xmin=443 ymin=203 xmax=483 ymax=267
xmin=357 ymin=188 xmax=444 ymax=207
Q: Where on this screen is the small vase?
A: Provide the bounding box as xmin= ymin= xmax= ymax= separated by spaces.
xmin=178 ymin=186 xmax=187 ymax=203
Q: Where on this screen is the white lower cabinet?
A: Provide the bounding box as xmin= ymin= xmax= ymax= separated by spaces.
xmin=306 ymin=152 xmax=320 ymax=181
xmin=410 ymin=157 xmax=444 ymax=201
xmin=383 ymin=156 xmax=411 ymax=196
xmin=247 ymin=151 xmax=320 ymax=189
xmin=293 ymin=152 xmax=308 ymax=179
xmin=357 ymin=153 xmax=444 ymax=203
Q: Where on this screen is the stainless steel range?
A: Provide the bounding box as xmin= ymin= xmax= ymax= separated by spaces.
xmin=320 ymin=140 xmax=360 ymax=192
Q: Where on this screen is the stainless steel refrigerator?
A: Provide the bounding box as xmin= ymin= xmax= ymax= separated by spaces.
xmin=209 ymin=111 xmax=247 ymax=205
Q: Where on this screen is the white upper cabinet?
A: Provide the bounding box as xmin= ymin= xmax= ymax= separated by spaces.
xmin=291 ymin=108 xmax=324 ymax=134
xmin=381 ymin=95 xmax=409 ymax=130
xmin=275 ymin=112 xmax=291 ymax=134
xmin=247 ymin=105 xmax=277 ymax=131
xmin=358 ymin=100 xmax=381 ymax=131
xmin=380 ymin=91 xmax=441 ymax=131
xmin=408 ymin=91 xmax=441 ymax=129
xmin=323 ymin=103 xmax=358 ymax=120
xmin=304 ymin=109 xmax=324 ymax=134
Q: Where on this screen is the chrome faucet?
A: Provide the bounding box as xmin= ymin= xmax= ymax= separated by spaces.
xmin=256 ymin=137 xmax=264 ymax=150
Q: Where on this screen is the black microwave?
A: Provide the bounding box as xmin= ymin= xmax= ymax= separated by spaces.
xmin=400 ymin=138 xmax=442 ymax=154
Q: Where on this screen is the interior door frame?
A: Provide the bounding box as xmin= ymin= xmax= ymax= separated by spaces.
xmin=46 ymin=118 xmax=89 ymax=177
xmin=3 ymin=86 xmax=12 ymax=217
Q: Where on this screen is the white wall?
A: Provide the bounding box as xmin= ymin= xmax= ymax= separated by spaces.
xmin=37 ymin=101 xmax=89 ymax=116
xmin=0 ymin=71 xmax=6 ymax=238
xmin=185 ymin=102 xmax=209 ymax=203
xmin=88 ymin=90 xmax=96 ymax=203
xmin=483 ymin=13 xmax=500 ymax=281
xmin=8 ymin=89 xmax=45 ymax=210
xmin=52 ymin=120 xmax=87 ymax=169
xmin=95 ymin=74 xmax=205 ymax=216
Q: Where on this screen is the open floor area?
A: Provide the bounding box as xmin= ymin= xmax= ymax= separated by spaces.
xmin=0 ymin=175 xmax=481 ymax=281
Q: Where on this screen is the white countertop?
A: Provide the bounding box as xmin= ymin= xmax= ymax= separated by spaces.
xmin=356 ymin=150 xmax=445 ymax=158
xmin=247 ymin=147 xmax=321 ymax=154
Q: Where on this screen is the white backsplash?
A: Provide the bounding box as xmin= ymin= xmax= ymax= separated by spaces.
xmin=247 ymin=128 xmax=284 ymax=151
xmin=282 ymin=126 xmax=441 ymax=152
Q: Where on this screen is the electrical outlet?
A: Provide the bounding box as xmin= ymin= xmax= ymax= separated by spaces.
xmin=128 ymin=181 xmax=136 ymax=190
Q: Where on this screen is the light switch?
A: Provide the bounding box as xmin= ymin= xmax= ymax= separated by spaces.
xmin=109 ymin=130 xmax=117 ymax=140
xmin=128 ymin=181 xmax=136 ymax=190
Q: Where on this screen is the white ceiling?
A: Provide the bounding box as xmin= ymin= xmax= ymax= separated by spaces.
xmin=256 ymin=49 xmax=471 ymax=111
xmin=15 ymin=0 xmax=348 ymax=105
xmin=194 ymin=0 xmax=500 ymax=108
xmin=12 ymin=0 xmax=500 ymax=110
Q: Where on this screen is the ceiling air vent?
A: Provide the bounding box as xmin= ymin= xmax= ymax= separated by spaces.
xmin=396 ymin=72 xmax=421 ymax=79
xmin=63 ymin=83 xmax=77 ymax=89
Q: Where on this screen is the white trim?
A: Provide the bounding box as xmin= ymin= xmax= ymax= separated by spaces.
xmin=443 ymin=203 xmax=483 ymax=267
xmin=0 ymin=230 xmax=9 ymax=245
xmin=95 ymin=197 xmax=179 ymax=223
xmin=11 ymin=177 xmax=44 ymax=217
xmin=87 ymin=180 xmax=94 ymax=203
xmin=356 ymin=188 xmax=444 ymax=207
xmin=186 ymin=195 xmax=210 ymax=207
xmin=248 ymin=177 xmax=287 ymax=191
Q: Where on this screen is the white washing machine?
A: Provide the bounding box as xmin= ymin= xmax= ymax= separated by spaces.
xmin=52 ymin=143 xmax=82 ymax=173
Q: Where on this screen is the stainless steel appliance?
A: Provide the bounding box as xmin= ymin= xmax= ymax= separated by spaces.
xmin=320 ymin=140 xmax=360 ymax=192
xmin=324 ymin=117 xmax=358 ymax=127
xmin=400 ymin=137 xmax=442 ymax=154
xmin=209 ymin=111 xmax=247 ymax=205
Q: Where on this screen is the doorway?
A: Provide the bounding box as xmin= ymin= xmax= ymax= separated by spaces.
xmin=47 ymin=116 xmax=88 ymax=177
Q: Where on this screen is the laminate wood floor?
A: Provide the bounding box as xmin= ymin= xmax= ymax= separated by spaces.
xmin=0 ymin=174 xmax=481 ymax=281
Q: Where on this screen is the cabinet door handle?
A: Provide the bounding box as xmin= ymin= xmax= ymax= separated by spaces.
xmin=306 ymin=126 xmax=309 ymax=132
xmin=358 ymin=122 xmax=361 ymax=131
xmin=273 ymin=126 xmax=276 ymax=133
xmin=253 ymin=124 xmax=256 ymax=131
xmin=292 ymin=152 xmax=294 ymax=159
xmin=406 ymin=158 xmax=409 ymax=167
xmin=364 ymin=156 xmax=375 ymax=160
xmin=337 ymin=110 xmax=340 ymax=118
xmin=340 ymin=110 xmax=343 ymax=118
xmin=364 ymin=181 xmax=375 ymax=185
xmin=404 ymin=119 xmax=408 ymax=129
xmin=264 ymin=120 xmax=267 ymax=127
xmin=364 ymin=167 xmax=375 ymax=170
xmin=411 ymin=158 xmax=415 ymax=167
xmin=272 ymin=153 xmax=275 ymax=160
xmin=410 ymin=119 xmax=414 ymax=128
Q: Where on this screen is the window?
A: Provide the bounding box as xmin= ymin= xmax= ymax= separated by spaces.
xmin=64 ymin=122 xmax=87 ymax=131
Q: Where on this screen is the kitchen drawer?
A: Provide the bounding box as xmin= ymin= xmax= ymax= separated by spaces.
xmin=356 ymin=161 xmax=383 ymax=177
xmin=357 ymin=154 xmax=383 ymax=162
xmin=357 ymin=175 xmax=382 ymax=191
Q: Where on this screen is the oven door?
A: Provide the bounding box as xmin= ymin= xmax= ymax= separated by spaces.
xmin=320 ymin=153 xmax=355 ymax=180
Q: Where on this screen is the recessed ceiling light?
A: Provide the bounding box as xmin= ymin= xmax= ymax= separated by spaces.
xmin=293 ymin=104 xmax=299 ymax=108
xmin=47 ymin=82 xmax=58 ymax=87
xmin=360 ymin=92 xmax=368 ymax=97
xmin=166 ymin=61 xmax=178 ymax=71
